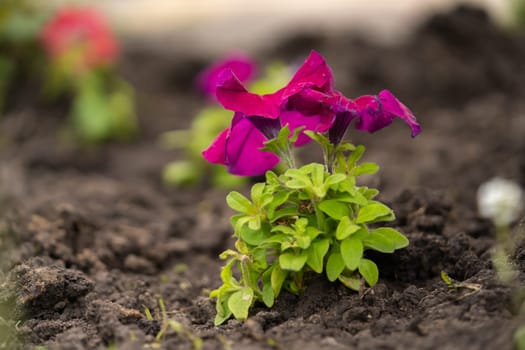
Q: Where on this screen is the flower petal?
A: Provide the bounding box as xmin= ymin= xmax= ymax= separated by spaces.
xmin=225 ymin=116 xmax=280 ymax=176
xmin=354 ymin=91 xmax=421 ymax=137
xmin=202 ymin=127 xmax=229 ymax=165
xmin=378 ymin=90 xmax=421 ymax=137
xmin=280 ymin=51 xmax=334 ymax=102
xmin=196 ymin=53 xmax=256 ymax=98
xmin=216 ymin=70 xmax=280 ymax=118
xmin=280 ymin=110 xmax=335 ymax=146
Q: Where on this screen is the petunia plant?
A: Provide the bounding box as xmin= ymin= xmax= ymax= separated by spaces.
xmin=162 ymin=53 xmax=291 ymax=188
xmin=202 ymin=51 xmax=421 ymax=325
xmin=40 ymin=6 xmax=137 ymax=144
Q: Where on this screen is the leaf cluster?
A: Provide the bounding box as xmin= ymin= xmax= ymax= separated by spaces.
xmin=211 ymin=140 xmax=408 ymax=325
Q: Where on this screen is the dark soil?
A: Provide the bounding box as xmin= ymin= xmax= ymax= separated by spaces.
xmin=1 ymin=5 xmax=525 ymax=350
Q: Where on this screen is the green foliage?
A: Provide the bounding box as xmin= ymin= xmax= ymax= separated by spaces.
xmin=69 ymin=72 xmax=137 ymax=144
xmin=211 ymin=141 xmax=409 ymax=325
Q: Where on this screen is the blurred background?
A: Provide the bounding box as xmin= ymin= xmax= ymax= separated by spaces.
xmin=45 ymin=0 xmax=507 ymax=52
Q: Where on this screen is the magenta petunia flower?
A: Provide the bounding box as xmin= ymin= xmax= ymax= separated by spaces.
xmin=41 ymin=6 xmax=119 ymax=70
xmin=196 ymin=53 xmax=257 ymax=99
xmin=354 ymin=90 xmax=421 ymax=137
xmin=203 ymin=51 xmax=336 ymax=176
xmin=202 ymin=51 xmax=421 ymax=177
xmin=215 ymin=50 xmax=334 ymax=122
xmin=328 ymin=89 xmax=421 ymax=145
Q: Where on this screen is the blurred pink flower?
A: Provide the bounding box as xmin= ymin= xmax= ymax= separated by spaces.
xmin=196 ymin=53 xmax=257 ymax=98
xmin=41 ymin=6 xmax=119 ymax=70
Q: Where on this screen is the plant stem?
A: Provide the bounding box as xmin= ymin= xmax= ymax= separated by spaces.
xmin=310 ymin=197 xmax=324 ymax=231
xmin=278 ymin=141 xmax=296 ymax=170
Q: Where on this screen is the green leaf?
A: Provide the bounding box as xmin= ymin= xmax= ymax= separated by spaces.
xmin=359 ymin=259 xmax=379 ymax=286
xmin=336 ymin=216 xmax=361 ymax=240
xmin=219 ymin=249 xmax=238 ymax=260
xmin=303 ymin=130 xmax=332 ymax=150
xmin=326 ymin=251 xmax=345 ymax=282
xmin=383 ymin=228 xmax=409 ymax=249
xmin=303 ymin=163 xmax=326 ymax=197
xmin=214 ymin=296 xmax=233 ymax=325
xmin=279 ymin=251 xmax=308 ymax=271
xmin=324 ymin=173 xmax=347 ymax=189
xmin=354 ymin=162 xmax=379 ymax=176
xmin=247 ymin=216 xmax=262 ymax=230
xmin=304 ymin=163 xmax=324 ymax=186
xmin=226 ymin=191 xmax=255 ymax=214
xmin=318 ymin=200 xmax=349 ymax=220
xmin=270 ymin=207 xmax=299 ymax=223
xmin=306 ymin=239 xmax=330 ymax=273
xmin=250 ymin=183 xmax=266 ymax=203
xmin=340 ymin=237 xmax=363 ymax=270
xmin=252 ymin=248 xmax=269 ymax=270
xmin=265 ymin=171 xmax=280 ymax=185
xmin=262 ymin=283 xmax=274 ymax=308
xmin=276 ymin=124 xmax=291 ymax=147
xmin=356 ymin=202 xmax=394 ymax=224
xmin=271 ymin=225 xmax=295 ymax=235
xmin=220 ymin=259 xmax=236 ymax=284
xmin=364 ymin=227 xmax=409 ymax=253
xmin=288 ymin=125 xmax=304 ymax=144
xmin=284 ymin=169 xmax=312 ymax=190
xmin=228 ymin=287 xmax=254 ymax=320
xmin=363 ymin=232 xmax=394 ymax=253
xmin=267 ymin=191 xmax=293 ymax=219
xmin=338 ymin=274 xmax=361 ymax=291
xmin=296 ymin=235 xmax=311 ymax=249
xmin=347 ymin=145 xmax=365 ymax=168
xmin=262 ymin=268 xmax=275 ymax=307
xmin=337 ymin=183 xmax=369 ymax=206
xmin=335 ymin=142 xmax=356 ymax=153
xmin=72 ymin=86 xmax=113 ymax=143
xmin=359 ymin=187 xmax=380 ymax=200
xmin=271 ymin=264 xmax=287 ymax=296
xmin=306 ymin=226 xmax=322 ymax=241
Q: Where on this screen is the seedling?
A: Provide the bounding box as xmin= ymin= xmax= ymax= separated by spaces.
xmin=440 ymin=271 xmax=481 ymax=293
xmin=202 ymin=51 xmax=421 ymax=324
xmin=143 ymin=298 xmax=202 ymax=350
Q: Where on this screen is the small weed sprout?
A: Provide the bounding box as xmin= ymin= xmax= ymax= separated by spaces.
xmin=143 ymin=298 xmax=202 ymax=350
xmin=202 ymin=51 xmax=421 ymax=324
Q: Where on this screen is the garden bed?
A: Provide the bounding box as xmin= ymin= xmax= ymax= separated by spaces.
xmin=1 ymin=5 xmax=525 ymax=349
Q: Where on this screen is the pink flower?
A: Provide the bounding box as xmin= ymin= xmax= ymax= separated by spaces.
xmin=354 ymin=90 xmax=421 ymax=137
xmin=196 ymin=53 xmax=257 ymax=98
xmin=202 ymin=51 xmax=421 ymax=177
xmin=328 ymin=90 xmax=421 ymax=145
xmin=203 ymin=51 xmax=335 ymax=176
xmin=41 ymin=6 xmax=119 ymax=70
